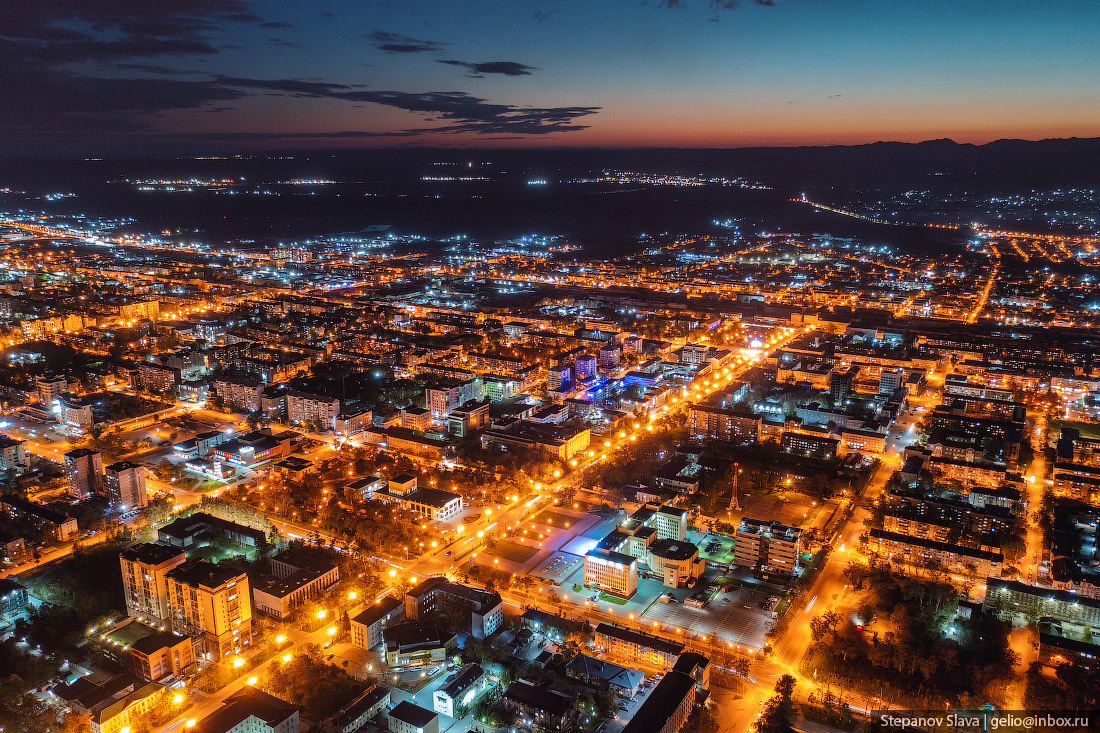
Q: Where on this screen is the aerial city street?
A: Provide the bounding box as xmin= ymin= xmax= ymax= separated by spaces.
xmin=2 ymin=2 xmax=1100 ymax=733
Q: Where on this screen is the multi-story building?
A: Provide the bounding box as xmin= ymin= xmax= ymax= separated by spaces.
xmin=480 ymin=421 xmax=591 ymax=461
xmin=384 ymin=620 xmax=457 ymax=669
xmin=388 ymin=701 xmax=439 ymax=733
xmin=37 ymin=372 xmax=67 ymax=408
xmin=502 ymin=681 xmax=578 ymax=733
xmin=868 ymin=528 xmax=1002 ymax=577
xmin=433 ymin=663 xmax=487 ymax=718
xmin=621 ymin=664 xmax=698 ymax=733
xmin=252 ymin=549 xmax=339 ymax=619
xmin=400 ymin=406 xmax=432 ymax=432
xmin=120 ymin=542 xmax=186 ymax=623
xmin=332 ymin=685 xmax=391 ymax=733
xmin=0 ymin=494 xmax=79 ymax=541
xmin=384 ymin=475 xmax=465 ymax=522
xmin=286 ymin=391 xmax=341 ymax=432
xmin=687 ymin=403 xmax=761 ymax=444
xmin=64 ymin=447 xmax=103 ymax=499
xmin=594 ymin=623 xmax=684 ymax=669
xmin=780 ymin=430 xmax=839 ymax=462
xmin=985 ymin=578 xmax=1100 ymax=626
xmin=404 ymin=577 xmax=503 ymax=640
xmin=165 ymin=560 xmax=253 ymax=659
xmin=0 ymin=434 xmax=27 ymax=472
xmin=425 ymin=378 xmax=482 ymax=420
xmin=105 ymin=461 xmax=148 ymax=510
xmin=213 ymin=376 xmax=264 ymax=412
xmin=59 ymin=395 xmax=95 ymax=429
xmin=121 ymin=622 xmax=196 ymax=682
xmin=137 ymin=362 xmax=181 ymax=396
xmin=734 ymin=518 xmax=803 ymax=576
xmin=351 ymin=594 xmax=405 ymax=650
xmin=193 ymin=687 xmax=299 ymax=733
xmin=584 ymin=548 xmax=639 ymax=599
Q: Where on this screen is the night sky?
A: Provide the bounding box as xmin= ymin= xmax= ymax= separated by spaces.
xmin=4 ymin=1 xmax=1098 ymax=157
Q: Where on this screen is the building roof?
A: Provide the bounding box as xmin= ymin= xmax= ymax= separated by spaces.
xmin=392 ymin=486 xmax=463 ymax=508
xmin=166 ymin=559 xmax=247 ymax=590
xmin=440 ymin=663 xmax=485 ymax=699
xmin=648 ymin=539 xmax=698 ymax=562
xmin=385 ymin=620 xmax=453 ymax=653
xmin=621 ymin=670 xmax=695 ymax=733
xmin=120 ymin=542 xmax=185 ymax=566
xmin=503 ymin=680 xmax=577 ymax=716
xmin=196 ymin=687 xmax=298 ymax=733
xmin=586 ymin=547 xmax=637 ymax=567
xmin=129 ymin=627 xmax=190 ymax=656
xmin=388 ymin=700 xmax=437 ymax=727
xmin=351 ymin=594 xmax=403 ymax=628
xmin=595 ymin=623 xmax=684 ymax=656
xmin=332 ymin=685 xmax=390 ymax=729
xmin=566 ymin=654 xmax=643 ymax=691
xmin=106 ymin=460 xmax=143 ymax=473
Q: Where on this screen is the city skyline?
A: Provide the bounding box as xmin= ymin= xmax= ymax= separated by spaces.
xmin=4 ymin=0 xmax=1100 ymax=156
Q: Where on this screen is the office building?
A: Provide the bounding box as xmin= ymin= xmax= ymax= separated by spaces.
xmin=351 ymin=595 xmax=405 ymax=650
xmin=404 ymin=577 xmax=503 ymax=640
xmin=584 ymin=548 xmax=639 ymax=599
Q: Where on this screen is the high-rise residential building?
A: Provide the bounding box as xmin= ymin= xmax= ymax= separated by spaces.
xmin=687 ymin=403 xmax=760 ymax=444
xmin=105 ymin=461 xmax=148 ymax=510
xmin=574 ymin=354 xmax=597 ymax=380
xmin=165 ymin=560 xmax=253 ymax=659
xmin=37 ymin=373 xmax=66 ymax=410
xmin=120 ymin=542 xmax=187 ymax=623
xmin=733 ymin=518 xmax=803 ymax=576
xmin=64 ymin=447 xmax=103 ymax=499
xmin=0 ymin=435 xmax=27 ymax=472
xmin=286 ymin=390 xmax=341 ymax=432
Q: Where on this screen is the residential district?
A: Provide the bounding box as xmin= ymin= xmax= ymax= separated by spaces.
xmin=0 ymin=219 xmax=1099 ymax=733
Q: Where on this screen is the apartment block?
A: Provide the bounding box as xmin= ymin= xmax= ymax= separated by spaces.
xmin=165 ymin=560 xmax=253 ymax=659
xmin=105 ymin=461 xmax=148 ymax=510
xmin=120 ymin=542 xmax=187 ymax=623
xmin=64 ymin=447 xmax=103 ymax=499
xmin=734 ymin=517 xmax=803 ymax=576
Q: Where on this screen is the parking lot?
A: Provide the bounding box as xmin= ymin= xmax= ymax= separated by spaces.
xmin=639 ymin=582 xmax=773 ymax=650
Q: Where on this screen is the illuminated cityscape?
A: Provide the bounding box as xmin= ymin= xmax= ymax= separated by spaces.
xmin=2 ymin=2 xmax=1100 ymax=733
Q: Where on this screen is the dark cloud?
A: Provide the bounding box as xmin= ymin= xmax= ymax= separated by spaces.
xmin=209 ymin=80 xmax=599 ymax=135
xmin=115 ymin=63 xmax=206 ymax=75
xmin=214 ymin=76 xmax=357 ymax=96
xmin=366 ymin=29 xmax=448 ymax=54
xmin=658 ymin=0 xmax=776 ymax=9
xmin=268 ymin=38 xmax=301 ymax=48
xmin=0 ymin=2 xmax=598 ymax=153
xmin=533 ymin=9 xmax=559 ymax=22
xmin=437 ymin=60 xmax=537 ymax=78
xmin=260 ymin=21 xmax=293 ymax=28
xmin=169 ymin=130 xmax=419 ymax=140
